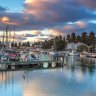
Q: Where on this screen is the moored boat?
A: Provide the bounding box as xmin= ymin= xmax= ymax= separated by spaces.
xmin=87 ymin=53 xmax=96 ymax=58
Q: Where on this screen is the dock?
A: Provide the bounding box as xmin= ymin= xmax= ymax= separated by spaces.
xmin=0 ymin=60 xmax=64 ymax=71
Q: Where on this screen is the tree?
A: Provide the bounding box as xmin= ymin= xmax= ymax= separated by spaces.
xmin=89 ymin=31 xmax=95 ymax=46
xmin=71 ymin=32 xmax=76 ymax=43
xmin=81 ymin=32 xmax=88 ymax=44
xmin=18 ymin=42 xmax=21 ymax=47
xmin=14 ymin=43 xmax=17 ymax=47
xmin=22 ymin=43 xmax=26 ymax=46
xmin=54 ymin=36 xmax=66 ymax=51
xmin=66 ymin=34 xmax=71 ymax=43
xmin=77 ymin=45 xmax=88 ymax=52
xmin=42 ymin=40 xmax=52 ymax=49
xmin=58 ymin=35 xmax=62 ymax=40
xmin=26 ymin=41 xmax=30 ymax=47
xmin=77 ymin=35 xmax=81 ymax=42
xmin=55 ymin=39 xmax=66 ymax=51
xmin=11 ymin=42 xmax=14 ymax=47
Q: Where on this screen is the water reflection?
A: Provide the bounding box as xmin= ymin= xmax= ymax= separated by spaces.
xmin=0 ymin=56 xmax=96 ymax=96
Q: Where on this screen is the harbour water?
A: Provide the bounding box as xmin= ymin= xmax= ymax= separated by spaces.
xmin=0 ymin=54 xmax=96 ymax=96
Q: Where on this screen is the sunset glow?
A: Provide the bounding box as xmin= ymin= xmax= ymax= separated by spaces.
xmin=0 ymin=16 xmax=9 ymax=22
xmin=0 ymin=0 xmax=96 ymax=42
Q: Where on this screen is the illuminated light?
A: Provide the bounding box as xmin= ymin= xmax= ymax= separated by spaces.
xmin=0 ymin=16 xmax=10 ymax=22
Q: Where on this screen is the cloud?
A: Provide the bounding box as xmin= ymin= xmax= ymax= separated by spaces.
xmin=0 ymin=0 xmax=96 ymax=42
xmin=0 ymin=6 xmax=7 ymax=12
xmin=30 ymin=30 xmax=41 ymax=35
xmin=77 ymin=0 xmax=96 ymax=9
xmin=15 ymin=30 xmax=41 ymax=37
xmin=24 ymin=0 xmax=96 ymax=24
xmin=48 ymin=20 xmax=88 ymax=36
xmin=75 ymin=21 xmax=87 ymax=28
xmin=23 ymin=33 xmax=38 ymax=37
xmin=0 ymin=16 xmax=9 ymax=22
xmin=0 ymin=0 xmax=96 ymax=32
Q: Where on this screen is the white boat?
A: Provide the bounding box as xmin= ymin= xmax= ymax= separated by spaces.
xmin=87 ymin=46 xmax=96 ymax=58
xmin=80 ymin=51 xmax=87 ymax=57
xmin=0 ymin=54 xmax=8 ymax=62
xmin=27 ymin=54 xmax=38 ymax=61
xmin=65 ymin=43 xmax=79 ymax=56
xmin=48 ymin=51 xmax=59 ymax=56
xmin=68 ymin=50 xmax=79 ymax=56
xmin=87 ymin=53 xmax=96 ymax=58
xmin=20 ymin=51 xmax=38 ymax=61
xmin=40 ymin=50 xmax=47 ymax=54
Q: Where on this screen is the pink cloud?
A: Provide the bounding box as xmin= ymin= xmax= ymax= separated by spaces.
xmin=76 ymin=21 xmax=87 ymax=28
xmin=64 ymin=25 xmax=75 ymax=31
xmin=24 ymin=0 xmax=60 ymax=21
xmin=77 ymin=0 xmax=96 ymax=9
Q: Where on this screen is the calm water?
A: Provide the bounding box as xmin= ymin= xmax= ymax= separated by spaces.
xmin=0 ymin=54 xmax=96 ymax=96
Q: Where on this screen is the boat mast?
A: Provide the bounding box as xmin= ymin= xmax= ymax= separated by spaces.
xmin=3 ymin=31 xmax=5 ymax=45
xmin=13 ymin=25 xmax=15 ymax=43
xmin=0 ymin=32 xmax=1 ymax=42
xmin=9 ymin=27 xmax=11 ymax=48
xmin=5 ymin=25 xmax=9 ymax=49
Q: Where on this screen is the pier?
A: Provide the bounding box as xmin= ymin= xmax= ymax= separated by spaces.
xmin=0 ymin=60 xmax=64 ymax=71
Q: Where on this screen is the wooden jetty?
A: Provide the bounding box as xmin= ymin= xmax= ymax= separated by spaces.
xmin=0 ymin=60 xmax=64 ymax=71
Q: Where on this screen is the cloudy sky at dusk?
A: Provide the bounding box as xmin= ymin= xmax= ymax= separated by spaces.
xmin=0 ymin=0 xmax=96 ymax=42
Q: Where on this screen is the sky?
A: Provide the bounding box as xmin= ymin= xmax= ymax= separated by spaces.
xmin=0 ymin=0 xmax=96 ymax=42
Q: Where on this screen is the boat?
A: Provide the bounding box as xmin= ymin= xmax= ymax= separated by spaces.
xmin=48 ymin=51 xmax=59 ymax=56
xmin=87 ymin=53 xmax=96 ymax=58
xmin=27 ymin=54 xmax=38 ymax=61
xmin=87 ymin=46 xmax=96 ymax=58
xmin=0 ymin=54 xmax=8 ymax=62
xmin=4 ymin=50 xmax=20 ymax=61
xmin=65 ymin=43 xmax=79 ymax=56
xmin=80 ymin=51 xmax=87 ymax=57
xmin=20 ymin=51 xmax=38 ymax=61
xmin=68 ymin=50 xmax=79 ymax=56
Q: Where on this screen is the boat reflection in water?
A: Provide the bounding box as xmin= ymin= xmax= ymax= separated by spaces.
xmin=0 ymin=55 xmax=96 ymax=96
